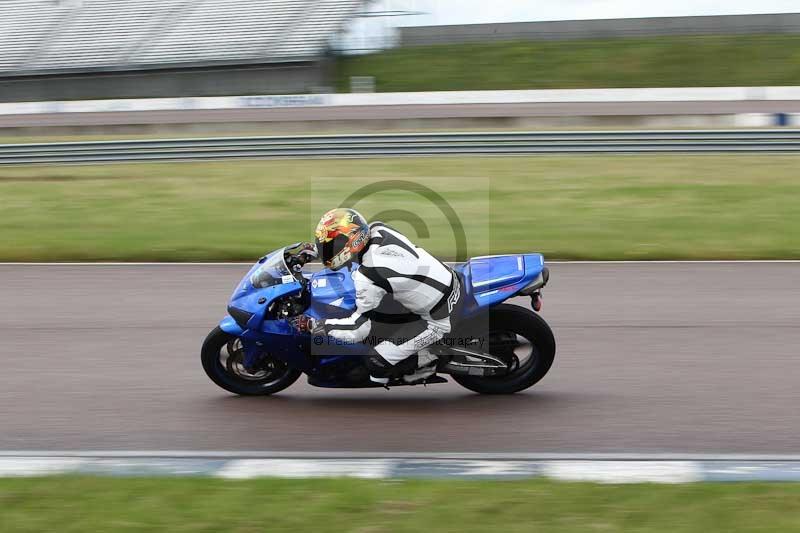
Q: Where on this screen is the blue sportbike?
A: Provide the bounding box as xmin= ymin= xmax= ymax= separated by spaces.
xmin=202 ymin=244 xmax=555 ymax=395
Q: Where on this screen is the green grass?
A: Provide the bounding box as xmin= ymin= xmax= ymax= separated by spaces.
xmin=1 ymin=155 xmax=799 ymax=261
xmin=336 ymin=34 xmax=800 ymax=92
xmin=1 ymin=477 xmax=800 ymax=532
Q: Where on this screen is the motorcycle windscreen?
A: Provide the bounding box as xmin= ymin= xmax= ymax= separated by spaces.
xmin=250 ymin=249 xmax=296 ymax=288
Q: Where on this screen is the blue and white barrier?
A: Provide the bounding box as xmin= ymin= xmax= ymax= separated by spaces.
xmin=1 ymin=87 xmax=800 ymax=116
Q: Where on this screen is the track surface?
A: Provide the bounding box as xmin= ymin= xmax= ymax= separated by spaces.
xmin=1 ymin=263 xmax=798 ymax=453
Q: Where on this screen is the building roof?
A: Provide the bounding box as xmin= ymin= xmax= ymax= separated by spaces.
xmin=0 ymin=0 xmax=363 ymax=76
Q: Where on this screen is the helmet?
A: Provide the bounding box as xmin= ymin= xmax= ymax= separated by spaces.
xmin=314 ymin=208 xmax=370 ymax=270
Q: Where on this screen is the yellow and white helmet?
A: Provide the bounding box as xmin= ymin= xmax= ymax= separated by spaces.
xmin=314 ymin=208 xmax=370 ymax=270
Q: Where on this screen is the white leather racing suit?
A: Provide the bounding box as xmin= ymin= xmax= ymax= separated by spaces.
xmin=322 ymin=223 xmax=461 ymax=376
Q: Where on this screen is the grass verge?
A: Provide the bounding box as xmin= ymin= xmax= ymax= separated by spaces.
xmin=1 ymin=477 xmax=800 ymax=532
xmin=1 ymin=155 xmax=798 ymax=261
xmin=336 ymin=34 xmax=800 ymax=92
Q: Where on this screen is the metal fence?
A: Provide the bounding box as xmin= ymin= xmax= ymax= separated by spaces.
xmin=399 ymin=13 xmax=800 ymax=46
xmin=2 ymin=130 xmax=800 ymax=165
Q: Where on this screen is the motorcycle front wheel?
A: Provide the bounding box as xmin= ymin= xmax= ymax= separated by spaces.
xmin=451 ymin=304 xmax=556 ymax=395
xmin=201 ymin=327 xmax=302 ymax=396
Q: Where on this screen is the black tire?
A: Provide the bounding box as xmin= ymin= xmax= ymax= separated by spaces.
xmin=201 ymin=327 xmax=302 ymax=396
xmin=451 ymin=304 xmax=556 ymax=395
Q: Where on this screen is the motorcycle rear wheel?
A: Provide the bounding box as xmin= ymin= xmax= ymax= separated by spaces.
xmin=201 ymin=327 xmax=302 ymax=396
xmin=451 ymin=304 xmax=556 ymax=395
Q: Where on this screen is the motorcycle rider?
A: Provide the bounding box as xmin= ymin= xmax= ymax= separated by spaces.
xmin=294 ymin=208 xmax=462 ymax=384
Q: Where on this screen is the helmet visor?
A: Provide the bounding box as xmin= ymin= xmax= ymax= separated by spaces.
xmin=317 ymin=234 xmax=349 ymax=266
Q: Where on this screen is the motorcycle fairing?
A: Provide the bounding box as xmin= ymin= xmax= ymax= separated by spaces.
xmin=221 ymin=281 xmax=301 ymax=336
xmin=218 ymin=248 xmax=547 ymax=375
xmin=457 ymin=253 xmax=546 ymax=314
xmin=305 ymin=267 xmax=358 ymax=320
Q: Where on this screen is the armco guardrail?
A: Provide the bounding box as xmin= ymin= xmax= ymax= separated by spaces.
xmin=2 ymin=130 xmax=800 ymax=164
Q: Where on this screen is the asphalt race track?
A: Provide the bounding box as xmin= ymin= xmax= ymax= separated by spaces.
xmin=1 ymin=262 xmax=798 ymax=453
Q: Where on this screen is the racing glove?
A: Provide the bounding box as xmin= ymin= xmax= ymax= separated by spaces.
xmin=290 ymin=314 xmax=324 ymax=335
xmin=285 ymin=242 xmax=319 ymax=271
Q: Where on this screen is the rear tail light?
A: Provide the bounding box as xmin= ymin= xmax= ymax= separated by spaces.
xmin=532 ymin=293 xmax=543 ymax=312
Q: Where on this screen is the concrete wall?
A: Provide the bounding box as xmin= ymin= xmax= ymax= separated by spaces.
xmin=400 ymin=13 xmax=800 ymax=46
xmin=0 ymin=62 xmax=329 ymax=103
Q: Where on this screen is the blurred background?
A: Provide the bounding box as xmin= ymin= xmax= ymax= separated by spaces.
xmin=1 ymin=1 xmax=800 ymax=531
xmin=1 ymin=0 xmax=799 ymax=260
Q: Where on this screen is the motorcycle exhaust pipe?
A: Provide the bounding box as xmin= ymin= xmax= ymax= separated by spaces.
xmin=519 ymin=267 xmax=549 ymax=296
xmin=440 ymin=361 xmax=509 ymax=377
